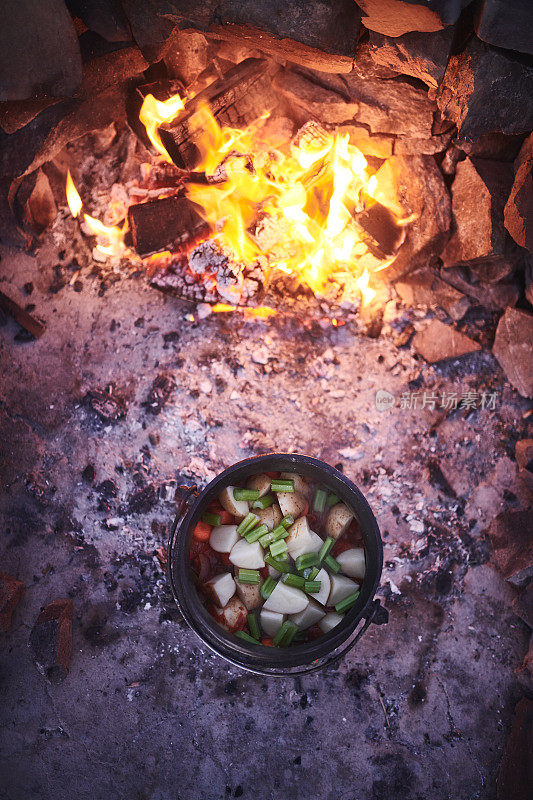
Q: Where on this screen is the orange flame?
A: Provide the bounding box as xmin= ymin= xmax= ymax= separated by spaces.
xmin=137 ymin=92 xmax=408 ymax=306
xmin=83 ymin=214 xmax=128 ymax=258
xmin=139 ymin=93 xmax=185 ymax=162
xmin=66 ymin=170 xmax=82 ymax=217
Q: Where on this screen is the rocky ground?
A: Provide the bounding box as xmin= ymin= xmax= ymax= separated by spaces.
xmin=1 ymin=228 xmax=531 ymax=799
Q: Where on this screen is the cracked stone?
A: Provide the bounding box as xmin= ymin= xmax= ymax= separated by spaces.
xmin=504 ymin=133 xmax=533 ymax=253
xmin=412 ymin=319 xmax=481 ymax=363
xmin=492 ymin=308 xmax=533 ymax=398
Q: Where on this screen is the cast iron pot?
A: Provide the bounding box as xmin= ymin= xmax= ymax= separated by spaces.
xmin=168 ymin=454 xmax=388 ymax=676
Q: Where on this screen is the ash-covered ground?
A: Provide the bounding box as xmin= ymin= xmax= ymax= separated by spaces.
xmin=0 ymin=232 xmax=531 ymax=800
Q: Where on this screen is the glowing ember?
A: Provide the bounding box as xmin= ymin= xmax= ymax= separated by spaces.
xmin=66 ymin=170 xmax=82 ymax=218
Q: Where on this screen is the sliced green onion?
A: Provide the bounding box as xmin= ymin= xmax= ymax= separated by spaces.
xmin=271 ymin=479 xmax=294 ymax=493
xmin=270 ymin=540 xmax=288 ymax=558
xmin=202 ymin=511 xmax=221 ymax=527
xmin=258 ymin=531 xmax=274 ymax=548
xmin=233 ymin=488 xmax=260 ymax=502
xmin=280 ymin=514 xmax=294 ymax=529
xmin=247 ymin=612 xmax=260 ymax=640
xmin=327 ymin=493 xmax=340 ymax=507
xmin=313 ymin=489 xmax=327 ymax=512
xmin=235 ymin=630 xmax=259 ymax=644
xmin=244 ymin=523 xmax=269 ymax=543
xmin=324 ymin=554 xmax=341 ymax=573
xmin=304 ymin=580 xmax=321 ymax=593
xmin=282 ymin=573 xmax=306 ymax=589
xmin=295 ymin=551 xmax=320 ymax=572
xmin=253 ymin=494 xmax=275 ymax=509
xmin=264 ymin=554 xmax=294 ymax=574
xmin=301 ymin=566 xmax=319 ymax=581
xmin=271 ymin=524 xmax=289 ymax=542
xmin=318 ymin=536 xmax=334 ymax=563
xmin=260 ymin=576 xmax=277 ymax=599
xmin=273 ymin=620 xmax=298 ymax=647
xmin=237 ymin=512 xmax=259 ymax=536
xmin=335 ymin=591 xmax=360 ymax=614
xmin=237 ymin=568 xmax=261 ymax=584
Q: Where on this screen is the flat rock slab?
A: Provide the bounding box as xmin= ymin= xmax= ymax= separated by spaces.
xmin=504 ymin=133 xmax=533 ymax=253
xmin=395 ymin=268 xmax=470 ymax=321
xmin=372 ymin=155 xmax=451 ymax=280
xmin=476 ymin=0 xmax=533 ymax=57
xmin=412 ymin=318 xmax=481 ymax=362
xmin=355 ymin=0 xmax=471 ymax=36
xmin=493 ymin=307 xmax=533 ymax=398
xmin=437 ymin=37 xmax=533 ymax=142
xmin=488 ymin=511 xmax=533 ymax=588
xmin=368 ymin=27 xmax=455 ymax=89
xmin=442 ymin=157 xmax=513 ymax=266
xmin=29 ymin=598 xmax=73 ymax=684
xmin=0 ymin=572 xmax=26 ymax=632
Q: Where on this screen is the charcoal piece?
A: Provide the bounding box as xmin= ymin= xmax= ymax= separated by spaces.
xmin=128 ymin=196 xmax=207 ymax=255
xmin=0 ymin=289 xmax=45 ymax=338
xmin=355 ymin=202 xmax=407 ymax=257
xmin=84 ymin=387 xmax=127 ymax=421
xmin=0 ymin=572 xmax=26 ymax=632
xmin=427 ymin=459 xmax=457 ymax=498
xmin=29 ymin=599 xmax=73 ymax=683
xmin=144 ymin=374 xmax=176 ymax=415
xmin=159 ymin=58 xmax=277 ymax=169
xmin=126 ymin=484 xmax=157 ymax=514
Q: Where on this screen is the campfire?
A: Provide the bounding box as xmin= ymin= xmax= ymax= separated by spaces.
xmin=64 ymin=57 xmax=415 ymax=314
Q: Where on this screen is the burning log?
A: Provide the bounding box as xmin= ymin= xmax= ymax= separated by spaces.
xmin=128 ymin=196 xmax=208 ymax=256
xmin=159 ymin=58 xmax=278 ymax=169
xmin=0 ymin=288 xmax=45 ymax=338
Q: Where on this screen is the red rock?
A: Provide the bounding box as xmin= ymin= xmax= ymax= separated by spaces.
xmin=439 ymin=267 xmax=519 ymax=311
xmin=395 ymin=268 xmax=470 ymax=321
xmin=437 ymin=38 xmax=533 ymax=142
xmin=476 ymin=0 xmax=533 ymax=57
xmin=412 ymin=319 xmax=481 ymax=363
xmin=493 ymin=308 xmax=533 ymax=398
xmin=505 ymin=134 xmax=533 ymax=253
xmin=0 ymin=572 xmax=26 ymax=632
xmin=367 ymin=27 xmax=455 ymax=89
xmin=496 ymin=698 xmax=533 ymax=800
xmin=355 ymin=0 xmax=469 ymax=36
xmin=372 ymin=155 xmax=451 ymax=280
xmin=488 ymin=510 xmax=533 ymax=588
xmin=442 ymin=158 xmax=514 ymax=267
xmin=29 ymin=598 xmax=73 ymax=683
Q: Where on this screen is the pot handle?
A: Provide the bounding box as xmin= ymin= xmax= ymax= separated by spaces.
xmin=265 ymin=598 xmax=389 ymax=678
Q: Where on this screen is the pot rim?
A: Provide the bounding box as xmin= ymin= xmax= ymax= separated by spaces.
xmin=168 ymin=453 xmax=383 ymax=672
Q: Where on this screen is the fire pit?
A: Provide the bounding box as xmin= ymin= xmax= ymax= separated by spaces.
xmin=1 ymin=2 xmax=532 ymax=799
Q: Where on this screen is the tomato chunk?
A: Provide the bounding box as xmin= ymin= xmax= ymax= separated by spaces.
xmin=193 ymin=520 xmax=212 ymax=541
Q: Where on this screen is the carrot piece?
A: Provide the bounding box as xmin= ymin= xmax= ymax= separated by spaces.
xmin=193 ymin=520 xmax=212 ymax=541
xmin=261 ymin=637 xmax=274 ymax=646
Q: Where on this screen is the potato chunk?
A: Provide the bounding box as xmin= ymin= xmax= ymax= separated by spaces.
xmin=327 ymin=574 xmax=359 ymax=606
xmin=263 ymin=582 xmax=309 ymax=614
xmin=279 ymin=472 xmax=312 ymax=498
xmin=318 ymin=611 xmax=344 ymax=634
xmin=336 ymin=548 xmax=366 ymax=580
xmin=289 ymin=599 xmax=325 ymax=630
xmin=203 ymin=573 xmax=236 ymax=608
xmin=312 ymin=568 xmax=331 ymax=606
xmin=218 ymin=486 xmax=249 ymax=519
xmin=246 ymin=473 xmax=272 ymax=497
xmin=209 ymin=524 xmax=240 ymax=553
xmin=277 ymin=491 xmax=307 ymax=518
xmin=256 ymin=503 xmax=283 ymax=531
xmin=229 ymin=539 xmax=265 ymax=569
xmin=212 ymin=597 xmax=247 ymax=632
xmin=325 ymin=503 xmax=354 ymax=539
xmin=286 ymin=517 xmax=323 ymax=559
xmin=260 ymin=609 xmax=286 ymax=637
xmin=235 ymin=578 xmax=263 ymax=610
